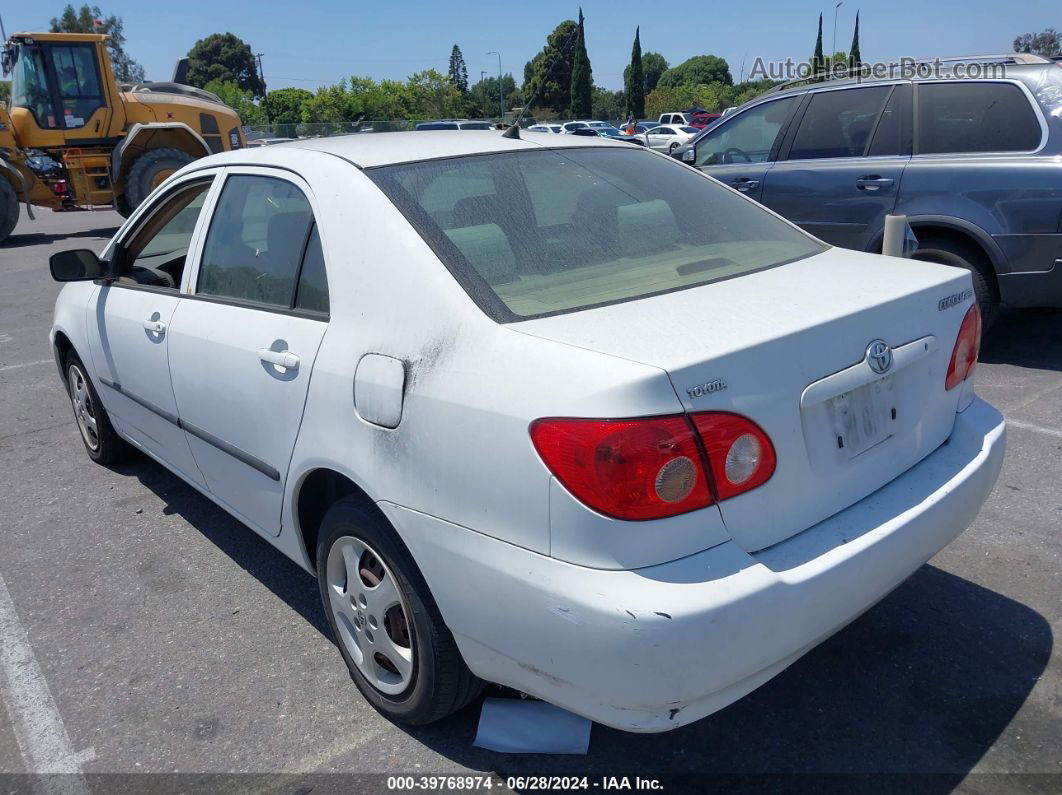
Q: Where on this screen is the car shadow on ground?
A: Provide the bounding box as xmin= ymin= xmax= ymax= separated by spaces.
xmin=119 ymin=457 xmax=1051 ymax=790
xmin=5 ymin=224 xmax=121 ymax=249
xmin=981 ymin=307 xmax=1062 ymax=372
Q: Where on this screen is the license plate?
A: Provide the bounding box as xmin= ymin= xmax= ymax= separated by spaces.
xmin=826 ymin=375 xmax=896 ymax=459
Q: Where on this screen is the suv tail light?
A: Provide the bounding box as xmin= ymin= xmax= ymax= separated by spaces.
xmin=945 ymin=303 xmax=982 ymax=390
xmin=530 ymin=412 xmax=775 ymax=521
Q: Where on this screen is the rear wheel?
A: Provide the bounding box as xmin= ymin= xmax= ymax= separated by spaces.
xmin=910 ymin=235 xmax=999 ymax=330
xmin=668 ymin=141 xmax=679 ymax=153
xmin=0 ymin=178 xmax=20 ymax=245
xmin=64 ymin=352 xmax=133 ymax=465
xmin=124 ymin=148 xmax=196 ymax=210
xmin=316 ymin=498 xmax=484 ymax=725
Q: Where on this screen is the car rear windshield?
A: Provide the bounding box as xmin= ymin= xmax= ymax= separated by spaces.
xmin=368 ymin=147 xmax=825 ymax=321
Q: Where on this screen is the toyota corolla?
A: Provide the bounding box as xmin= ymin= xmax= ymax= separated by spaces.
xmin=48 ymin=131 xmax=1005 ymax=732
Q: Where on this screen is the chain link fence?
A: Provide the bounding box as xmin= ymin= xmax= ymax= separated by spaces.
xmin=243 ymin=118 xmax=628 ymax=140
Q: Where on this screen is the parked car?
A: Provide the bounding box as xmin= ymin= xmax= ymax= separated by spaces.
xmin=643 ymin=124 xmax=699 ymax=152
xmin=561 ymin=121 xmax=591 ymax=133
xmin=415 ymin=120 xmax=493 ymax=130
xmin=49 ymin=130 xmax=1004 ymax=733
xmin=528 ymin=124 xmax=563 ymax=134
xmin=658 ymin=111 xmax=693 ymax=126
xmin=671 ymin=54 xmax=1062 ymax=322
xmin=689 ymin=111 xmax=722 ymax=128
xmin=594 ymin=127 xmax=646 ymax=145
xmin=245 ymin=137 xmax=296 ymax=147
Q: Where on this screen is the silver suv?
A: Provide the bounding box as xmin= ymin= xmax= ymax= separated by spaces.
xmin=674 ymin=55 xmax=1062 ymax=324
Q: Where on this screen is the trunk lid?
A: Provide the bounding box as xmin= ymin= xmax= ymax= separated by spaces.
xmin=514 ymin=248 xmax=974 ymax=552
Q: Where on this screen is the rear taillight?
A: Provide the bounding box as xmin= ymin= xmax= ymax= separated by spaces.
xmin=690 ymin=412 xmax=777 ymax=501
xmin=529 ymin=416 xmax=712 ymax=520
xmin=945 ymin=303 xmax=982 ymax=390
xmin=530 ymin=411 xmax=776 ymax=521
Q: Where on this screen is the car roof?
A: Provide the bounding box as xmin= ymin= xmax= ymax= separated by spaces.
xmin=207 ymin=130 xmax=627 ymax=169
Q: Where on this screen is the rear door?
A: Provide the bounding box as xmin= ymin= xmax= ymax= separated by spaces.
xmin=762 ymin=84 xmax=912 ymax=250
xmin=167 ymin=168 xmax=330 ymax=536
xmin=694 ymin=95 xmax=801 ymax=202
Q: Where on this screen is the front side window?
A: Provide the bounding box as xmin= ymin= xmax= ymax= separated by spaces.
xmin=197 ymin=175 xmax=316 ymax=308
xmin=917 ymin=82 xmax=1041 ymax=154
xmin=48 ymin=44 xmax=104 ymax=128
xmin=371 ymin=147 xmax=825 ymax=320
xmin=10 ymin=43 xmax=57 ymax=128
xmin=695 ymin=96 xmax=798 ymax=166
xmin=118 ymin=180 xmax=213 ymax=289
xmin=787 ymin=86 xmax=892 ymax=160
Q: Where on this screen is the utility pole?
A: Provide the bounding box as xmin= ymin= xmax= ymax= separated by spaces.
xmin=832 ymin=2 xmax=843 ymax=73
xmin=487 ymin=51 xmax=502 ymax=120
xmin=256 ymin=52 xmax=270 ymax=124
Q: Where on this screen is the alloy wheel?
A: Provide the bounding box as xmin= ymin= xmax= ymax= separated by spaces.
xmin=67 ymin=364 xmax=100 ymax=451
xmin=326 ymin=536 xmax=414 ymax=695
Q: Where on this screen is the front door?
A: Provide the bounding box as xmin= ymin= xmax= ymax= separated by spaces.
xmin=168 ymin=169 xmax=330 ymax=536
xmin=86 ymin=177 xmax=216 ymax=487
xmin=694 ymin=95 xmax=801 ymax=203
xmin=45 ymin=40 xmax=112 ymax=141
xmin=761 ymin=84 xmax=912 ymax=250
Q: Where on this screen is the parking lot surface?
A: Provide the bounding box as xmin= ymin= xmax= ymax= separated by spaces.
xmin=1 ymin=209 xmax=1060 ymax=793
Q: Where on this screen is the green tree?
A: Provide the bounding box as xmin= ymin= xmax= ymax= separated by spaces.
xmin=50 ymin=4 xmax=144 ymax=83
xmin=0 ymin=81 xmax=10 ymax=106
xmin=625 ymin=51 xmax=669 ymax=95
xmin=406 ymin=69 xmax=465 ymax=119
xmin=1013 ymin=28 xmax=1062 ymax=56
xmin=592 ymin=87 xmax=625 ymax=121
xmin=301 ymin=81 xmax=351 ymax=124
xmin=523 ymin=19 xmax=579 ymax=114
xmin=849 ymin=11 xmax=862 ymax=70
xmin=187 ymin=33 xmax=265 ymax=98
xmin=656 ymin=55 xmax=733 ymax=90
xmin=261 ymin=88 xmax=313 ymax=125
xmin=469 ymin=74 xmax=517 ymax=119
xmin=625 ymin=27 xmax=644 ymax=118
xmin=204 ymin=79 xmax=265 ymax=124
xmin=569 ymin=8 xmax=593 ymax=117
xmin=448 ymin=45 xmax=469 ymax=94
xmin=812 ymin=13 xmax=825 ymax=77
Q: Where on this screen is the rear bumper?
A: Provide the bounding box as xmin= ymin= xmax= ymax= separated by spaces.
xmin=998 ymin=259 xmax=1062 ymax=308
xmin=381 ymin=397 xmax=1005 ymax=733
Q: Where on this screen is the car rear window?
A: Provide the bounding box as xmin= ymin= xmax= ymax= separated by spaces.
xmin=369 ymin=147 xmax=825 ymax=321
xmin=917 ymin=82 xmax=1042 ymax=154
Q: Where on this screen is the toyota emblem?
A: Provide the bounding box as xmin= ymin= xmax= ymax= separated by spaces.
xmin=866 ymin=340 xmax=893 ymax=374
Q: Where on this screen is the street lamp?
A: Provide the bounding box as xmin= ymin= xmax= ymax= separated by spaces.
xmin=487 ymin=51 xmax=503 ymax=120
xmin=832 ymin=2 xmax=844 ymax=74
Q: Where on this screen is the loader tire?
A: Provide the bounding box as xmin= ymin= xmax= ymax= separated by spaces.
xmin=0 ymin=178 xmax=20 ymax=245
xmin=125 ymin=148 xmax=195 ymax=209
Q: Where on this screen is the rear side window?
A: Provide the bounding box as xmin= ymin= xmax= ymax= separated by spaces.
xmin=371 ymin=148 xmax=825 ymax=321
xmin=788 ymin=86 xmax=892 ymax=160
xmin=197 ymin=175 xmax=316 ymax=308
xmin=917 ymin=82 xmax=1041 ymax=154
xmin=294 ymin=225 xmax=329 ymax=315
xmin=867 ymin=84 xmax=912 ymax=157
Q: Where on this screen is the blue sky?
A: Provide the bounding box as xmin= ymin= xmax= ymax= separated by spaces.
xmin=7 ymin=0 xmax=1059 ymax=91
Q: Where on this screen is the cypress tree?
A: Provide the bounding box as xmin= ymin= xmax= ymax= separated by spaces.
xmin=626 ymin=27 xmax=644 ymax=118
xmin=812 ymin=14 xmax=824 ymax=78
xmin=848 ymin=12 xmax=862 ymax=72
xmin=448 ymin=45 xmax=469 ymax=94
xmin=570 ymin=8 xmax=593 ymax=117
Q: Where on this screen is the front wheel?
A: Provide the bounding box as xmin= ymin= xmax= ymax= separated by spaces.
xmin=668 ymin=141 xmax=679 ymax=153
xmin=316 ymin=499 xmax=484 ymax=725
xmin=123 ymin=148 xmax=196 ymax=210
xmin=65 ymin=353 xmax=133 ymax=464
xmin=0 ymin=177 xmax=20 ymax=245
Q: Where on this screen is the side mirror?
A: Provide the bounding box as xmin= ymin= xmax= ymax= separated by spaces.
xmin=49 ymin=249 xmax=108 ymax=282
xmin=682 ymin=147 xmax=696 ymax=163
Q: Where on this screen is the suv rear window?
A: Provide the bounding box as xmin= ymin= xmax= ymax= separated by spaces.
xmin=917 ymin=82 xmax=1041 ymax=154
xmin=369 ymin=148 xmax=825 ymax=321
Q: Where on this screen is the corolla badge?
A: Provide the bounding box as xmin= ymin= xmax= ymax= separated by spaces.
xmin=866 ymin=340 xmax=893 ymax=374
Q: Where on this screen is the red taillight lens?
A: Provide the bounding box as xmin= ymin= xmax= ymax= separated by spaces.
xmin=529 ymin=416 xmax=712 ymax=520
xmin=530 ymin=411 xmax=777 ymax=520
xmin=945 ymin=303 xmax=982 ymax=390
xmin=690 ymin=412 xmax=777 ymax=500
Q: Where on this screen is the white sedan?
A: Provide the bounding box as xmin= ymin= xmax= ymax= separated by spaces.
xmin=49 ymin=131 xmax=1004 ymax=732
xmin=643 ymin=124 xmax=699 ymax=153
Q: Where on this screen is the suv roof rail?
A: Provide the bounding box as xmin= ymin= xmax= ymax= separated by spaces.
xmin=761 ymin=51 xmax=1052 ymax=96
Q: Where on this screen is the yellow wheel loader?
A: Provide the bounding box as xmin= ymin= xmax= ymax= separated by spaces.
xmin=0 ymin=32 xmax=245 ymax=243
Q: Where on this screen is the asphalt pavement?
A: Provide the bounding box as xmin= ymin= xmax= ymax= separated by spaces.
xmin=0 ymin=209 xmax=1059 ymax=794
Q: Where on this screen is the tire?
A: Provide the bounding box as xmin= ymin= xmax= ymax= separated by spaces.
xmin=0 ymin=178 xmax=20 ymax=245
xmin=668 ymin=141 xmax=679 ymax=153
xmin=124 ymin=148 xmax=196 ymax=210
xmin=911 ymin=235 xmax=999 ymax=330
xmin=64 ymin=352 xmax=134 ymax=465
xmin=115 ymin=193 xmax=133 ymax=219
xmin=316 ymin=498 xmax=484 ymax=725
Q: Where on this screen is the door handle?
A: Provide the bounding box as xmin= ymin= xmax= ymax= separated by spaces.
xmin=731 ymin=178 xmax=760 ymax=192
xmin=258 ymin=348 xmax=300 ymax=370
xmin=855 ymin=176 xmax=894 ymax=191
xmin=142 ymin=319 xmax=166 ymax=334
